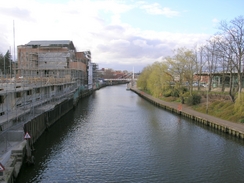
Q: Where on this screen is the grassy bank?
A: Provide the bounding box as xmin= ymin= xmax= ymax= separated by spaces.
xmin=142 ymin=89 xmax=244 ymax=124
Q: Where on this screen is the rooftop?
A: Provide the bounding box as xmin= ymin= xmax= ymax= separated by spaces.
xmin=26 ymin=40 xmax=76 ymax=50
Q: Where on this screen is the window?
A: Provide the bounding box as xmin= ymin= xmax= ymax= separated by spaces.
xmin=36 ymin=88 xmax=40 ymax=93
xmin=27 ymin=90 xmax=32 ymax=96
xmin=16 ymin=92 xmax=21 ymax=98
xmin=0 ymin=96 xmax=4 ymax=104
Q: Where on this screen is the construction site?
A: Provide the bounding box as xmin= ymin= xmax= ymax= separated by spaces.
xmin=0 ymin=40 xmax=99 ymax=182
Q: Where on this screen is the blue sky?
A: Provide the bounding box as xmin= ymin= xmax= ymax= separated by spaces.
xmin=0 ymin=0 xmax=243 ymax=72
xmin=114 ymin=0 xmax=243 ymax=34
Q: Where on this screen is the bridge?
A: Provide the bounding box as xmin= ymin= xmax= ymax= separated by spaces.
xmin=101 ymin=71 xmax=138 ymax=87
xmin=103 ymin=78 xmax=137 ymax=81
xmin=103 ymin=71 xmax=138 ymax=81
xmin=103 ymin=78 xmax=137 ymax=89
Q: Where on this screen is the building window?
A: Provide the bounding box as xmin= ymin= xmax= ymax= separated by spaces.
xmin=36 ymin=88 xmax=40 ymax=93
xmin=27 ymin=90 xmax=32 ymax=96
xmin=16 ymin=92 xmax=21 ymax=98
xmin=0 ymin=96 xmax=4 ymax=104
xmin=51 ymin=86 xmax=54 ymax=91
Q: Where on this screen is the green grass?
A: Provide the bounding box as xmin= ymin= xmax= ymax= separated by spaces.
xmin=193 ymin=100 xmax=242 ymax=123
xmin=141 ymin=88 xmax=243 ymax=123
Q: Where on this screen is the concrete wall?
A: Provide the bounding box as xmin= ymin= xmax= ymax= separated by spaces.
xmin=24 ymin=98 xmax=73 ymax=144
xmin=0 ymin=98 xmax=74 ymax=183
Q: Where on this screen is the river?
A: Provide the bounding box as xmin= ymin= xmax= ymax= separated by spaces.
xmin=16 ymin=84 xmax=244 ymax=183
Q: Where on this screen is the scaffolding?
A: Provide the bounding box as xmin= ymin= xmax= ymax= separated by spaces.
xmin=0 ymin=44 xmax=88 ymax=132
xmin=0 ymin=41 xmax=97 ymax=162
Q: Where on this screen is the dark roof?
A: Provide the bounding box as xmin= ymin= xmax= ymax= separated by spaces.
xmin=26 ymin=40 xmax=76 ymax=50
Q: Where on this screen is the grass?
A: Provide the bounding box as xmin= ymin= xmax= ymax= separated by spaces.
xmin=188 ymin=100 xmax=243 ymax=123
xmin=140 ymin=88 xmax=244 ymax=123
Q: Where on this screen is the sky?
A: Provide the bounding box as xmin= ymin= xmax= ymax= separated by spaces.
xmin=0 ymin=0 xmax=244 ymax=72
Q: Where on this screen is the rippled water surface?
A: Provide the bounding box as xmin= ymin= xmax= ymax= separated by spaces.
xmin=17 ymin=84 xmax=244 ymax=182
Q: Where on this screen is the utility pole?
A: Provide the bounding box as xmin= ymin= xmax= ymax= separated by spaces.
xmin=3 ymin=55 xmax=5 ymax=78
xmin=206 ymin=87 xmax=208 ymax=114
xmin=10 ymin=46 xmax=11 ymax=78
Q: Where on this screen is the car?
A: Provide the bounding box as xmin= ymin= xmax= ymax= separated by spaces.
xmin=192 ymin=83 xmax=198 ymax=87
xmin=200 ymin=83 xmax=208 ymax=87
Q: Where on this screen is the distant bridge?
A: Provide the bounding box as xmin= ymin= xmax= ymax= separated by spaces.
xmin=102 ymin=78 xmax=137 ymax=86
xmin=104 ymin=78 xmax=137 ymax=81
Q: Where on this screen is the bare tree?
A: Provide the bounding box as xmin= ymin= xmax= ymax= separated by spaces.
xmin=203 ymin=38 xmax=219 ymax=92
xmin=214 ymin=36 xmax=237 ymax=100
xmin=195 ymin=45 xmax=208 ymax=90
xmin=218 ymin=16 xmax=244 ymax=101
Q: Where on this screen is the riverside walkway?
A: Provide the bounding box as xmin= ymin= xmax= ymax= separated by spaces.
xmin=131 ymin=87 xmax=244 ymax=139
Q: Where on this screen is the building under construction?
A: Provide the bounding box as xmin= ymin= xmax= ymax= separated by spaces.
xmin=0 ymin=39 xmax=99 ymax=128
xmin=17 ymin=40 xmax=91 ymax=89
xmin=0 ymin=41 xmax=100 ymax=177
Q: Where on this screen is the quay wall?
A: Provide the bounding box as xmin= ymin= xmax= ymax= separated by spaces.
xmin=0 ymin=83 xmax=117 ymax=183
xmin=24 ymin=98 xmax=74 ymax=145
xmin=1 ymin=89 xmax=96 ymax=183
xmin=1 ymin=99 xmax=75 ymax=183
xmin=131 ymin=88 xmax=244 ymax=140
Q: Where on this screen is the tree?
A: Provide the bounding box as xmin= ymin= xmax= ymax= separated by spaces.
xmin=146 ymin=62 xmax=172 ymax=97
xmin=215 ymin=35 xmax=237 ymax=99
xmin=195 ymin=45 xmax=208 ymax=90
xmin=137 ymin=65 xmax=153 ymax=91
xmin=0 ymin=50 xmax=12 ymax=76
xmin=166 ymin=47 xmax=197 ymax=96
xmin=103 ymin=69 xmax=115 ymax=79
xmin=218 ymin=16 xmax=244 ymax=102
xmin=203 ymin=38 xmax=220 ymax=92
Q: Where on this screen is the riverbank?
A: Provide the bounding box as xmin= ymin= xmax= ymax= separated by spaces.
xmin=131 ymin=87 xmax=244 ymax=140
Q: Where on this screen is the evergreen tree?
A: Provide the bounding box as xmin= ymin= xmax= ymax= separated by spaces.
xmin=0 ymin=50 xmax=12 ymax=76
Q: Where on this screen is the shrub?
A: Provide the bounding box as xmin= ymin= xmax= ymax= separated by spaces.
xmin=171 ymin=89 xmax=179 ymax=97
xmin=186 ymin=94 xmax=201 ymax=105
xmin=181 ymin=87 xmax=188 ymax=93
xmin=240 ymin=118 xmax=244 ymax=123
xmin=163 ymin=90 xmax=172 ymax=97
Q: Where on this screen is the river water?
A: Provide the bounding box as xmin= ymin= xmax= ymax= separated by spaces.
xmin=16 ymin=84 xmax=244 ymax=183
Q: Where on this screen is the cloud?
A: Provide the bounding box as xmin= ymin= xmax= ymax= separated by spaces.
xmin=139 ymin=3 xmax=179 ymax=17
xmin=0 ymin=7 xmax=32 ymax=21
xmin=0 ymin=0 xmax=209 ymax=72
xmin=93 ymin=24 xmax=209 ymax=70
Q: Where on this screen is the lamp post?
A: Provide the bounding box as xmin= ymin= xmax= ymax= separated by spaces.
xmin=206 ymin=74 xmax=209 ymax=114
xmin=3 ymin=55 xmax=5 ymax=78
xmin=206 ymin=86 xmax=208 ymax=114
